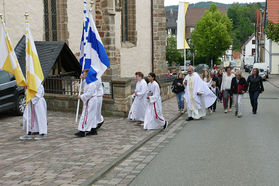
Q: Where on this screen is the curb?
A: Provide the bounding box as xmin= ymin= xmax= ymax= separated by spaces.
xmin=267 ymin=79 xmax=279 ymax=89
xmin=80 ymin=113 xmax=183 ymax=186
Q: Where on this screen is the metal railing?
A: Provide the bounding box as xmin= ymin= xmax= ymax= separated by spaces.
xmin=44 ymin=76 xmax=112 ymax=97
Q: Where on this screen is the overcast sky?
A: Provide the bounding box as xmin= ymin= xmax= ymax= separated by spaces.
xmin=164 ymin=0 xmax=265 ymax=6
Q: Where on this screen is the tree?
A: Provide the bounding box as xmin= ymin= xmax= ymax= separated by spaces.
xmin=166 ymin=35 xmax=184 ymax=66
xmin=266 ymin=20 xmax=279 ymax=43
xmin=191 ymin=3 xmax=232 ymax=65
xmin=227 ymin=3 xmax=263 ymax=51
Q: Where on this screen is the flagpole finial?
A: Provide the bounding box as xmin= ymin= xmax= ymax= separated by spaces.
xmin=0 ymin=13 xmax=3 ymax=22
xmin=24 ymin=12 xmax=29 ymax=21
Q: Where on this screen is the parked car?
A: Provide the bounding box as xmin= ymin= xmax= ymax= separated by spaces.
xmin=253 ymin=63 xmax=269 ymax=78
xmin=258 ymin=68 xmax=267 ymax=81
xmin=195 ymin=64 xmax=209 ymax=74
xmin=0 ymin=70 xmax=25 ymax=115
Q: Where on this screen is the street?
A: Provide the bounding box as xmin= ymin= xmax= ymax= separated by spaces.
xmin=130 ymin=81 xmax=279 ymax=186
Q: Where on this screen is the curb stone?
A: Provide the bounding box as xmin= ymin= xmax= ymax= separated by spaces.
xmin=80 ymin=113 xmax=183 ymax=186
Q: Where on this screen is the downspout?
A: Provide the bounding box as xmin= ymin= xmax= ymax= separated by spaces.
xmin=151 ymin=0 xmax=154 ymax=72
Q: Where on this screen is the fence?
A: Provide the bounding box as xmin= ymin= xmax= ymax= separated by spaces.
xmin=44 ymin=76 xmax=112 ymax=97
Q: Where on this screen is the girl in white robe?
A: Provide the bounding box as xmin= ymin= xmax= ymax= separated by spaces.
xmin=75 ymin=70 xmax=98 ymax=137
xmin=144 ymin=73 xmax=168 ymax=130
xmin=128 ymin=72 xmax=148 ymax=122
xmin=96 ymin=79 xmax=104 ymax=129
xmin=20 ymin=84 xmax=47 ymax=140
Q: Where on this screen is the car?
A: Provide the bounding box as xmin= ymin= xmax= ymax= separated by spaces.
xmin=0 ymin=70 xmax=25 ymax=115
xmin=253 ymin=63 xmax=269 ymax=78
xmin=258 ymin=68 xmax=266 ymax=80
xmin=195 ymin=64 xmax=209 ymax=74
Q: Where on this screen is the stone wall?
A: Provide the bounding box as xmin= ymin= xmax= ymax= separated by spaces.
xmin=152 ymin=0 xmax=168 ymax=76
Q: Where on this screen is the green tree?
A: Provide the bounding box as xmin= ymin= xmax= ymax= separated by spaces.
xmin=191 ymin=3 xmax=232 ymax=65
xmin=266 ymin=20 xmax=279 ymax=43
xmin=227 ymin=3 xmax=263 ymax=51
xmin=166 ymin=35 xmax=184 ymax=66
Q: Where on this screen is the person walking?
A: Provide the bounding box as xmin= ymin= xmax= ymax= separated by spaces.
xmin=201 ymin=69 xmax=212 ymax=87
xmin=231 ymin=70 xmax=248 ymax=118
xmin=247 ymin=68 xmax=264 ymax=114
xmin=221 ymin=67 xmax=235 ymax=113
xmin=144 ymin=73 xmax=168 ymax=130
xmin=172 ymin=72 xmax=185 ymax=113
xmin=217 ymin=69 xmax=223 ymax=102
xmin=209 ymin=81 xmax=219 ymax=113
xmin=128 ymin=72 xmax=148 ymax=123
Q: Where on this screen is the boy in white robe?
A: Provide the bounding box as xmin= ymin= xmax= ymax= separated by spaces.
xmin=184 ymin=67 xmax=217 ymax=121
xmin=20 ymin=84 xmax=47 ymax=140
xmin=128 ymin=72 xmax=148 ymax=123
xmin=96 ymin=79 xmax=104 ymax=129
xmin=144 ymin=73 xmax=168 ymax=130
xmin=75 ymin=69 xmax=98 ymax=137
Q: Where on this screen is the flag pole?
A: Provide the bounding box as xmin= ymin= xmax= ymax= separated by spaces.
xmin=24 ymin=12 xmax=29 ymax=135
xmin=75 ymin=0 xmax=88 ymax=123
xmin=184 ymin=49 xmax=186 ymax=71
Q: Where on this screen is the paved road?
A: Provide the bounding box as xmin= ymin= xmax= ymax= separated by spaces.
xmin=131 ymin=81 xmax=279 ymax=186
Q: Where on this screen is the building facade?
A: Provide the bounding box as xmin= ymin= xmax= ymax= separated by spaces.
xmin=0 ymin=0 xmax=167 ymax=78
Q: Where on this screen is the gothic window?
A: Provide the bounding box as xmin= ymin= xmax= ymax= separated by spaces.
xmin=43 ymin=0 xmax=57 ymax=41
xmin=121 ymin=0 xmax=136 ymax=45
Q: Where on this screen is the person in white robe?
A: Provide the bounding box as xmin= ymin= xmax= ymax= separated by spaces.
xmin=96 ymin=79 xmax=104 ymax=129
xmin=20 ymin=84 xmax=47 ymax=140
xmin=184 ymin=67 xmax=217 ymax=121
xmin=144 ymin=72 xmax=168 ymax=130
xmin=75 ymin=69 xmax=98 ymax=137
xmin=128 ymin=72 xmax=148 ymax=123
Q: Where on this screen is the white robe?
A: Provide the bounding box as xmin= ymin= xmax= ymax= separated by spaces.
xmin=96 ymin=79 xmax=104 ymax=124
xmin=184 ymin=72 xmax=216 ymax=119
xmin=78 ymin=81 xmax=98 ymax=132
xmin=144 ymin=81 xmax=165 ymax=130
xmin=128 ymin=79 xmax=148 ymax=122
xmin=23 ymin=84 xmax=47 ymax=134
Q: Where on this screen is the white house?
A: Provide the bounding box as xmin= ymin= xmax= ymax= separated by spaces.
xmin=264 ymin=35 xmax=279 ymax=74
xmin=241 ymin=33 xmax=256 ymax=62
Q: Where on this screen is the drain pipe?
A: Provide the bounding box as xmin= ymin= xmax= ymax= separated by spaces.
xmin=151 ymin=0 xmax=154 ymax=72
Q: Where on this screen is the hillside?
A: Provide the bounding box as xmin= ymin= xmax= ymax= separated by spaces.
xmin=165 ymin=1 xmax=265 ymax=10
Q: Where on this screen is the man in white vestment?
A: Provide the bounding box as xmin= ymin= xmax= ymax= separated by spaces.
xmin=20 ymin=84 xmax=47 ymax=140
xmin=96 ymin=79 xmax=104 ymax=129
xmin=128 ymin=72 xmax=148 ymax=123
xmin=75 ymin=69 xmax=98 ymax=137
xmin=184 ymin=67 xmax=217 ymax=121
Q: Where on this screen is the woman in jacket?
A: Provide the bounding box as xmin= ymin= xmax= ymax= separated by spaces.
xmin=172 ymin=72 xmax=185 ymax=113
xmin=247 ymin=68 xmax=264 ymax=114
xmin=231 ymin=70 xmax=248 ymax=118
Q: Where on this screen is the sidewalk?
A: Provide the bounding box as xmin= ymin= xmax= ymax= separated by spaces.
xmin=267 ymin=74 xmax=279 ymax=88
xmin=0 ymin=96 xmax=179 ymax=185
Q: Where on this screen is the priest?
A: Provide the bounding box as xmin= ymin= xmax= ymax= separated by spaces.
xmin=184 ymin=66 xmax=217 ymax=121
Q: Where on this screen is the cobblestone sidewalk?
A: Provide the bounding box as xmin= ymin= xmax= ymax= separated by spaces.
xmin=0 ymin=96 xmax=179 ymax=185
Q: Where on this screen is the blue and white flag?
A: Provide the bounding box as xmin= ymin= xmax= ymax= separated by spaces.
xmin=79 ymin=0 xmax=110 ymax=84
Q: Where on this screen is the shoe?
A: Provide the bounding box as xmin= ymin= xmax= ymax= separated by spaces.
xmin=224 ymin=109 xmax=228 ymax=114
xmin=163 ymin=121 xmax=168 ymax=130
xmin=75 ymin=131 xmax=86 ymax=137
xmin=186 ymin=117 xmax=194 ymax=121
xmin=235 ymin=111 xmax=238 ymax=116
xmin=19 ymin=134 xmax=33 ymax=140
xmin=209 ymin=109 xmax=213 ymax=114
xmin=89 ymin=128 xmax=98 ymax=135
xmin=229 ymin=108 xmax=232 ymax=112
xmin=213 ymin=110 xmax=216 ymax=112
xmin=238 ymin=115 xmax=242 ymax=118
xmin=253 ymin=111 xmax=257 ymax=115
xmin=34 ymin=134 xmax=47 ymax=140
xmin=97 ymin=121 xmax=104 ymax=129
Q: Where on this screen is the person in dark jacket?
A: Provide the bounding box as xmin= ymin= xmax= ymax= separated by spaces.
xmin=231 ymin=70 xmax=248 ymax=118
xmin=217 ymin=69 xmax=223 ymax=102
xmin=172 ymin=72 xmax=185 ymax=113
xmin=247 ymin=68 xmax=264 ymax=114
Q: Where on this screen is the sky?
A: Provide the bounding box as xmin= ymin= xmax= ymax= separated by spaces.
xmin=164 ymin=0 xmax=265 ymax=6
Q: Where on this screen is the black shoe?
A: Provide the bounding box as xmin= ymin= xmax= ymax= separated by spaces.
xmin=163 ymin=121 xmax=168 ymax=130
xmin=89 ymin=128 xmax=98 ymax=135
xmin=97 ymin=121 xmax=104 ymax=129
xmin=75 ymin=131 xmax=86 ymax=137
xmin=186 ymin=117 xmax=194 ymax=121
xmin=235 ymin=111 xmax=238 ymax=116
xmin=253 ymin=111 xmax=257 ymax=114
